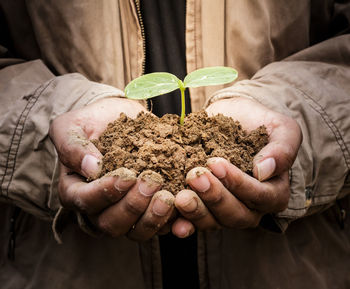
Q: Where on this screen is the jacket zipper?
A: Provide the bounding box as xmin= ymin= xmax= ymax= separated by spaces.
xmin=134 ymin=0 xmax=146 ymax=75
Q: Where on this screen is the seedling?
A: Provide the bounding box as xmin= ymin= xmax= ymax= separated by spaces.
xmin=125 ymin=66 xmax=238 ymax=125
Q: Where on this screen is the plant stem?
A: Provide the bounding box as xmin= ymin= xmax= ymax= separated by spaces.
xmin=180 ymin=87 xmax=186 ymax=125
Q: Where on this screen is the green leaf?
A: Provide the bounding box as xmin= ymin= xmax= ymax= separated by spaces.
xmin=183 ymin=66 xmax=238 ymax=88
xmin=125 ymin=72 xmax=181 ymax=100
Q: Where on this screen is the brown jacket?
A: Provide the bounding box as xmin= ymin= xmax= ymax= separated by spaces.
xmin=1 ymin=1 xmax=350 ymax=288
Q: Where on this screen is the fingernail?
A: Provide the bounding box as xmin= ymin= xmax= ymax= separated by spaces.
xmin=181 ymin=197 xmax=198 ymax=213
xmin=81 ymin=155 xmax=101 ymax=178
xmin=139 ymin=171 xmax=163 ymax=197
xmin=114 ymin=178 xmax=135 ymax=192
xmin=207 ymin=158 xmax=227 ymax=179
xmin=139 ymin=179 xmax=161 ymax=196
xmin=187 ymin=168 xmax=211 ymax=193
xmin=153 ymin=198 xmax=172 ymax=216
xmin=177 ymin=224 xmax=194 ymax=238
xmin=106 ymin=168 xmax=137 ymax=191
xmin=256 ymin=157 xmax=276 ymax=181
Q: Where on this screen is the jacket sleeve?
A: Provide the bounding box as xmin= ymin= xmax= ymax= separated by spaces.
xmin=207 ymin=34 xmax=350 ymax=231
xmin=0 ymin=59 xmax=125 ymax=221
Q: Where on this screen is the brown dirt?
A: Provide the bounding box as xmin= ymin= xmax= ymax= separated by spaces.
xmin=92 ymin=111 xmax=268 ymax=194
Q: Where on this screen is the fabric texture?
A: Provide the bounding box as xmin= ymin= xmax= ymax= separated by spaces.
xmin=0 ymin=0 xmax=349 ymax=288
xmin=207 ymin=34 xmax=350 ymax=230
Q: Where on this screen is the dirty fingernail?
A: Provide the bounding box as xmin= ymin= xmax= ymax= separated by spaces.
xmin=192 ymin=174 xmax=210 ymax=192
xmin=139 ymin=181 xmax=159 ymax=196
xmin=207 ymin=158 xmax=227 ymax=179
xmin=114 ymin=178 xmax=135 ymax=192
xmin=153 ymin=198 xmax=172 ymax=216
xmin=81 ymin=155 xmax=101 ymax=178
xmin=187 ymin=168 xmax=211 ymax=193
xmin=138 ymin=171 xmax=163 ymax=197
xmin=105 ymin=168 xmax=136 ymax=192
xmin=256 ymin=157 xmax=276 ymax=181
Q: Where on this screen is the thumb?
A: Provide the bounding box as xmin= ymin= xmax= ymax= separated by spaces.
xmin=253 ymin=117 xmax=302 ymax=181
xmin=50 ymin=117 xmax=103 ymax=179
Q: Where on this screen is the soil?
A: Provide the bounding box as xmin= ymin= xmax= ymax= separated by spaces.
xmin=92 ymin=111 xmax=268 ymax=194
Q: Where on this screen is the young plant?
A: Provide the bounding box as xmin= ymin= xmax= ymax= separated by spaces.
xmin=125 ymin=66 xmax=238 ymax=125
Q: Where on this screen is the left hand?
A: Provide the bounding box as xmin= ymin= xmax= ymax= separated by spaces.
xmin=50 ymin=97 xmax=175 ymax=241
xmin=172 ymin=97 xmax=302 ymax=238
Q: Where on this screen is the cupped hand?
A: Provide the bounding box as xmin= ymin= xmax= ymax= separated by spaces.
xmin=49 ymin=98 xmax=175 ymax=241
xmin=172 ymin=97 xmax=302 ymax=237
xmin=49 ymin=97 xmax=146 ymax=179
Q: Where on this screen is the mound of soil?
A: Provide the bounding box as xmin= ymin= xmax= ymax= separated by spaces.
xmin=92 ymin=111 xmax=268 ymax=194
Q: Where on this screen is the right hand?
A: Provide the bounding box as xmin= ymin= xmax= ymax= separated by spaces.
xmin=172 ymin=97 xmax=302 ymax=237
xmin=49 ymin=97 xmax=175 ymax=241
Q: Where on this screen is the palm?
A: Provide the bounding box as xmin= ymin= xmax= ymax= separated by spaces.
xmin=206 ymin=97 xmax=275 ymax=133
xmin=72 ymin=98 xmax=146 ymax=140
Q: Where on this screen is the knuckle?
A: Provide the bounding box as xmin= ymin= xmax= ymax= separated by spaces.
xmin=55 ymin=141 xmax=71 ymax=167
xmin=203 ymin=190 xmax=223 ymax=207
xmin=268 ymin=116 xmax=283 ymax=130
xmin=124 ymin=196 xmax=146 ymax=216
xmin=274 ymin=187 xmax=290 ymax=212
xmin=101 ymin=186 xmax=123 ymax=203
xmin=72 ymin=194 xmax=89 ymax=213
xmin=273 ymin=143 xmax=296 ymax=170
xmin=142 ymin=219 xmax=163 ymax=232
xmin=250 ymin=189 xmax=269 ymax=208
xmin=189 ymin=206 xmax=208 ymax=222
xmin=97 ymin=217 xmax=120 ymax=237
xmin=227 ymin=170 xmax=245 ymax=192
xmin=58 ymin=191 xmax=70 ymax=209
xmin=282 ymin=146 xmax=296 ymax=168
xmin=58 ymin=180 xmax=73 ymax=209
xmin=250 ymin=214 xmax=262 ymax=228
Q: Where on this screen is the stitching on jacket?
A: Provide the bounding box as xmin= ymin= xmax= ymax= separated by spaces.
xmin=291 ymin=85 xmax=350 ymax=170
xmin=250 ymin=80 xmax=347 ymax=213
xmin=282 ymin=199 xmax=336 ymax=214
xmin=0 ymin=79 xmax=56 ymax=198
xmin=285 ymin=207 xmax=308 ymax=211
xmin=278 ymin=79 xmax=349 ymax=213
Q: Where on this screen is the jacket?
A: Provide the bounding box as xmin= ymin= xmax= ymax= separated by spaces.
xmin=1 ymin=1 xmax=350 ymax=288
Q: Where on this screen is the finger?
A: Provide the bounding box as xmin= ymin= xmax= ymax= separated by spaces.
xmin=175 ymin=190 xmax=221 ymax=231
xmin=157 ymin=224 xmax=172 ymax=235
xmin=207 ymin=158 xmax=290 ymax=213
xmin=50 ymin=114 xmax=103 ymax=179
xmin=157 ymin=209 xmax=179 ymax=235
xmin=171 ymin=217 xmax=196 ymax=238
xmin=157 ymin=208 xmax=179 ymax=235
xmin=59 ymin=165 xmax=137 ymax=214
xmin=127 ymin=190 xmax=175 ymax=241
xmin=186 ymin=167 xmax=263 ymax=228
xmin=253 ymin=115 xmax=302 ymax=181
xmin=94 ymin=170 xmax=163 ymax=237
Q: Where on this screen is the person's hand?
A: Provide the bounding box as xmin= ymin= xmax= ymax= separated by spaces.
xmin=172 ymin=97 xmax=302 ymax=237
xmin=49 ymin=97 xmax=175 ymax=241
